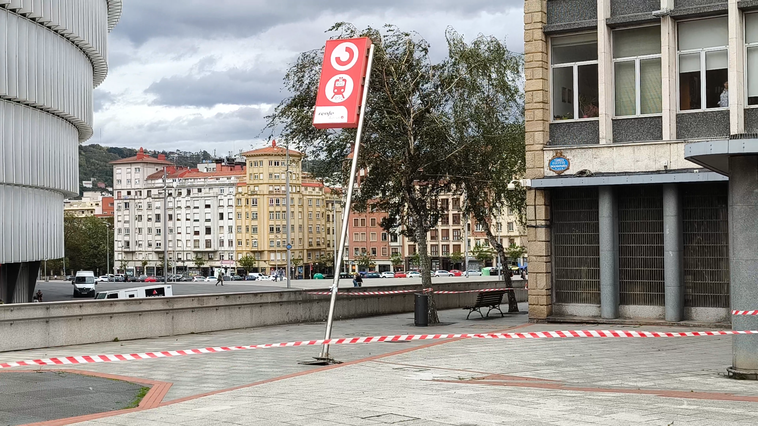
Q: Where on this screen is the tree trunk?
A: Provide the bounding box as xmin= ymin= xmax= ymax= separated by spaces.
xmin=413 ymin=217 xmax=440 ymax=324
xmin=480 ymin=217 xmax=519 ymax=313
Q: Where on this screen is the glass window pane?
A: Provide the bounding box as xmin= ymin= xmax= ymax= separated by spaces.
xmin=640 ymin=59 xmax=662 ymax=114
xmin=578 ymin=64 xmax=598 ymax=118
xmin=706 ymin=51 xmax=728 ymax=108
xmin=552 ymin=34 xmax=598 ymax=64
xmin=748 ymin=47 xmax=758 ymax=105
xmin=614 ymin=61 xmax=636 ymax=116
xmin=613 ymin=26 xmax=661 ymax=58
xmin=679 ymin=53 xmax=701 ymax=110
xmin=678 ymin=17 xmax=728 ymax=50
xmin=553 ymin=67 xmax=574 ymax=120
xmin=747 ymin=13 xmax=758 ymax=44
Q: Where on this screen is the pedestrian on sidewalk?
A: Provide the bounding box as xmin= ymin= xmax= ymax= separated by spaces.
xmin=215 ymin=271 xmax=224 ymax=286
xmin=352 ymin=273 xmax=363 ymax=288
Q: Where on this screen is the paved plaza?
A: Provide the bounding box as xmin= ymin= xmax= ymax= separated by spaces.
xmin=1 ymin=303 xmax=757 ymax=425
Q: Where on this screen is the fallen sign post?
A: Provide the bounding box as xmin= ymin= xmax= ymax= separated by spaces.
xmin=301 ymin=37 xmax=375 ymax=366
xmin=3 ymin=329 xmax=755 ymax=370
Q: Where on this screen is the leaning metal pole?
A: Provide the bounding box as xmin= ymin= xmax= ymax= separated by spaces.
xmin=318 ymin=44 xmax=375 ymax=361
xmin=163 ymin=167 xmax=168 ymax=284
xmin=286 ymin=143 xmax=291 ymax=289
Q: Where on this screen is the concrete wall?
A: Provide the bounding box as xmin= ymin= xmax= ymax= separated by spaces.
xmin=543 ymin=140 xmax=694 ymax=177
xmin=0 ymin=282 xmax=527 ymax=352
xmin=548 ymin=121 xmax=600 ymax=145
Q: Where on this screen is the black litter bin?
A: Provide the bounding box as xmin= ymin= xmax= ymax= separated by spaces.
xmin=414 ymin=293 xmax=429 ymax=326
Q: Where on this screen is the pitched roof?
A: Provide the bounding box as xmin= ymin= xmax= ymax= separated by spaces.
xmin=109 ymin=147 xmax=174 ymax=165
xmin=241 ymin=140 xmax=302 ymax=157
xmin=146 ymin=166 xmax=245 ymax=181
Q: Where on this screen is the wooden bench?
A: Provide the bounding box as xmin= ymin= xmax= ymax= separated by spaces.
xmin=463 ymin=290 xmax=506 ymax=319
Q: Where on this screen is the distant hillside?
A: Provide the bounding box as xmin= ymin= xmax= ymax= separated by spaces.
xmin=77 ymin=144 xmax=213 ymax=196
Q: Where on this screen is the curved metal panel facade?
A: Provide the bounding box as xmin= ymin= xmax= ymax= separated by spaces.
xmin=0 ymin=0 xmax=119 ymax=87
xmin=0 ymin=186 xmax=64 ymax=263
xmin=0 ymin=10 xmax=94 ymax=140
xmin=0 ymin=0 xmax=117 ymax=264
xmin=0 ymin=100 xmax=80 ymax=194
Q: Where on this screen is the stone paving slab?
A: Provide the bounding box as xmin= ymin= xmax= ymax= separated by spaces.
xmin=5 ymin=303 xmax=758 ymax=425
xmin=0 ymin=304 xmax=529 ymax=403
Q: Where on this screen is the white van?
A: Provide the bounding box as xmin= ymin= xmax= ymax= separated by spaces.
xmin=72 ymin=271 xmax=96 ymax=298
xmin=95 ymin=285 xmax=173 ymax=300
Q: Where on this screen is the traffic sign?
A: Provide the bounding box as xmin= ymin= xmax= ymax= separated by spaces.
xmin=313 ymin=37 xmax=372 ymax=129
xmin=286 ymin=244 xmax=292 ymax=250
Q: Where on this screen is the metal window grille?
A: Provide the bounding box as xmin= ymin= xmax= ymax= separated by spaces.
xmin=682 ymin=183 xmax=729 ymax=308
xmin=618 ymin=185 xmax=664 ymax=306
xmin=552 ymin=188 xmax=600 ymax=304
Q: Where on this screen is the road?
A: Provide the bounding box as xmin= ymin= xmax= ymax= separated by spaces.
xmin=34 ymin=275 xmax=523 ymax=302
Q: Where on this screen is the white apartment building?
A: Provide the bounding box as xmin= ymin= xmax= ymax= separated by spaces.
xmin=112 ymin=149 xmax=244 ymax=277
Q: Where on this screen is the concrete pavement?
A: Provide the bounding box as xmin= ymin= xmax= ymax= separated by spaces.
xmin=3 ymin=300 xmax=755 ymax=425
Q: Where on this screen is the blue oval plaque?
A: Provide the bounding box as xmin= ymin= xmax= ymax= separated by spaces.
xmin=548 ymin=152 xmax=570 ymax=174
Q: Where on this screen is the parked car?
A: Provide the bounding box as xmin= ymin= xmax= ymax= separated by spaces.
xmin=380 ymin=271 xmax=395 ymax=278
xmin=204 ymin=276 xmax=216 ymax=282
xmin=339 ymin=272 xmax=352 ymax=279
xmin=465 ymin=270 xmax=482 ymax=277
xmin=144 ymin=276 xmax=158 ymax=283
xmin=433 ymin=270 xmax=452 ymax=277
xmin=126 ymin=275 xmax=140 ymax=282
xmin=65 ymin=275 xmax=73 ymax=281
xmin=192 ymin=276 xmax=206 ymax=282
xmin=407 ymin=271 xmax=421 ymax=278
xmin=245 ymin=274 xmax=259 ymax=281
xmin=258 ymin=275 xmax=274 ymax=281
xmin=231 ymin=275 xmax=243 ymax=281
xmin=449 ymin=270 xmax=463 ymax=277
xmin=95 ymin=275 xmax=109 ymax=283
xmin=137 ymin=275 xmax=148 ymax=282
xmin=394 ymin=271 xmax=407 ymax=278
xmin=365 ymin=272 xmax=381 ymax=278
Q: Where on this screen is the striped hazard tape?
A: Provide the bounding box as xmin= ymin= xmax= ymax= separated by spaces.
xmin=1 ymin=329 xmax=755 ymax=370
xmin=733 ymin=310 xmax=758 ymax=316
xmin=307 ymin=288 xmax=516 ymax=296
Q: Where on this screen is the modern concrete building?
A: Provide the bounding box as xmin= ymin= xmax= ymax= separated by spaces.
xmin=64 ymin=192 xmax=114 ymax=218
xmin=524 ymin=0 xmax=758 ymax=374
xmin=0 ymin=0 xmax=121 ymax=302
xmin=112 ymin=150 xmax=245 ymax=277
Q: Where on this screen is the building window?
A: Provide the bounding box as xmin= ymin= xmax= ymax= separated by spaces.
xmin=747 ymin=13 xmax=758 ymax=106
xmin=613 ymin=26 xmax=662 ymax=116
xmin=551 ymin=33 xmax=599 ymax=120
xmin=678 ymin=17 xmax=728 ymax=110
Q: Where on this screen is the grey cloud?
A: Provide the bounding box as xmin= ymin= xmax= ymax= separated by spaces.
xmin=145 ymin=67 xmax=286 ymax=107
xmin=94 ymin=89 xmax=116 ymax=112
xmin=100 ymin=106 xmax=274 ymax=153
xmin=113 ymin=0 xmax=522 ymax=45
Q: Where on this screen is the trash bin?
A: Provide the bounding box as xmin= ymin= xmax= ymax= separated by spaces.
xmin=414 ymin=293 xmax=429 ymax=326
xmin=482 ymin=267 xmax=491 ymax=276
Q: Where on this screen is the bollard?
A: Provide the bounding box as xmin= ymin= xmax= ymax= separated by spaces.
xmin=414 ymin=293 xmax=429 ymax=326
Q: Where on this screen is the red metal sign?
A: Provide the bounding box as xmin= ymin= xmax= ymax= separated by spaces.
xmin=313 ymin=37 xmax=372 ymax=129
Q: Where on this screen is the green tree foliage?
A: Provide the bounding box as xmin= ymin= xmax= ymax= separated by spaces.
xmin=445 ymin=29 xmax=525 ymax=312
xmin=505 ymin=243 xmax=527 ymax=263
xmin=356 ymin=253 xmax=374 ymax=270
xmin=238 ymin=255 xmax=257 ymax=274
xmin=390 ymin=252 xmax=404 ymax=268
xmin=193 ymin=255 xmax=206 ymax=270
xmin=63 ymin=214 xmax=113 ymax=274
xmin=470 ymin=244 xmax=495 ymax=265
xmin=449 ymin=251 xmax=464 ymax=268
xmin=267 ymin=23 xmax=526 ymax=322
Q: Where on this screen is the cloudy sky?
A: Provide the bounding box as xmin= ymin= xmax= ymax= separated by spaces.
xmin=92 ymin=0 xmax=525 ymax=155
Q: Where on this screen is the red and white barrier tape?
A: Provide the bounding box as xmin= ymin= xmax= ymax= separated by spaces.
xmin=307 ymin=288 xmax=516 ymax=296
xmin=1 ymin=329 xmax=754 ymax=370
xmin=733 ymin=310 xmax=758 ymax=316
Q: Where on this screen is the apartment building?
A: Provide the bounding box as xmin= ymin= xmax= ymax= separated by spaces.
xmin=235 ymin=141 xmax=336 ymax=277
xmin=524 ymin=0 xmax=758 ymax=327
xmin=64 ymin=192 xmax=114 ymax=218
xmin=347 ymin=207 xmax=395 ymax=273
xmin=112 ymin=149 xmax=243 ymax=276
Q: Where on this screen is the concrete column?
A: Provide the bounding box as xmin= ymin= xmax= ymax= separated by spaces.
xmin=598 ymin=186 xmax=619 ymax=319
xmin=0 ymin=261 xmax=39 ymax=304
xmin=729 ymin=155 xmax=758 ymax=379
xmin=660 ymin=15 xmax=678 ymax=140
xmin=728 ymin=0 xmax=745 ymax=134
xmin=663 ymin=184 xmax=684 ymax=322
xmin=597 ymin=0 xmax=613 ymax=144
